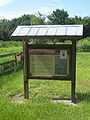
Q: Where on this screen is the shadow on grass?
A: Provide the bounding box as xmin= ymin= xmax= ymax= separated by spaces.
xmin=51 ymin=97 xmax=71 ymax=100
xmin=76 ymin=92 xmax=90 ymax=103
xmin=51 ymin=92 xmax=90 ymax=104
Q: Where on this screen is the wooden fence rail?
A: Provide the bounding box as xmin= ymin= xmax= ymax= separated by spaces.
xmin=0 ymin=60 xmax=16 ymax=66
xmin=0 ymin=53 xmax=17 ymax=58
xmin=0 ymin=52 xmax=22 ymax=75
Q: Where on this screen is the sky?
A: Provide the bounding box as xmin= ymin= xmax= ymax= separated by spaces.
xmin=0 ymin=0 xmax=90 ymax=20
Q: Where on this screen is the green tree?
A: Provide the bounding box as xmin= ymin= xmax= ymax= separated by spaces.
xmin=0 ymin=19 xmax=11 ymax=40
xmin=67 ymin=16 xmax=82 ymax=24
xmin=48 ymin=9 xmax=69 ymax=25
xmin=81 ymin=17 xmax=90 ymax=37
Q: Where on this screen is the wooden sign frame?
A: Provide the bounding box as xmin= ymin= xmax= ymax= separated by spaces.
xmin=28 ymin=44 xmax=72 ymax=80
xmin=23 ymin=41 xmax=76 ymax=103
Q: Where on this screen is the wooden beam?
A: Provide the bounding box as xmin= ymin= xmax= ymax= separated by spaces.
xmin=71 ymin=41 xmax=76 ymax=102
xmin=11 ymin=36 xmax=83 ymax=41
xmin=23 ymin=41 xmax=29 ymax=99
xmin=29 ymin=76 xmax=71 ymax=80
xmin=28 ymin=44 xmax=72 ymax=49
xmin=0 ymin=53 xmax=17 ymax=58
xmin=0 ymin=60 xmax=17 ymax=66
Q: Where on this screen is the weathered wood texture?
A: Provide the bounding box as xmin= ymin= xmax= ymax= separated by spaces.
xmin=0 ymin=53 xmax=21 ymax=75
xmin=0 ymin=60 xmax=16 ymax=66
xmin=29 ymin=76 xmax=71 ymax=81
xmin=71 ymin=41 xmax=76 ymax=102
xmin=23 ymin=41 xmax=29 ymax=99
xmin=0 ymin=53 xmax=17 ymax=58
xmin=24 ymin=43 xmax=77 ymax=102
xmin=28 ymin=44 xmax=72 ymax=80
xmin=28 ymin=44 xmax=72 ymax=49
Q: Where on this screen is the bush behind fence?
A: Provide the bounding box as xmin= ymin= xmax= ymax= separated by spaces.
xmin=77 ymin=46 xmax=90 ymax=52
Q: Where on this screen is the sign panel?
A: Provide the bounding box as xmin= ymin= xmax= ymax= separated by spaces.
xmin=29 ymin=48 xmax=70 ymax=78
xmin=30 ymin=55 xmax=54 ymax=76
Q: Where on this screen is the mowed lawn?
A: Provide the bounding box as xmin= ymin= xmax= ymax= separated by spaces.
xmin=0 ymin=52 xmax=90 ymax=120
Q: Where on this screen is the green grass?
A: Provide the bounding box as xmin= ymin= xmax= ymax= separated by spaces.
xmin=0 ymin=52 xmax=90 ymax=120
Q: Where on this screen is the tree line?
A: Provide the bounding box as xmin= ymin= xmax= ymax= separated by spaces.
xmin=0 ymin=9 xmax=90 ymax=41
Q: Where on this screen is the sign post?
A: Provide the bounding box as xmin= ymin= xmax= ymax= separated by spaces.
xmin=23 ymin=43 xmax=76 ymax=102
xmin=11 ymin=25 xmax=83 ymax=102
xmin=23 ymin=41 xmax=29 ymax=99
xmin=71 ymin=41 xmax=76 ymax=102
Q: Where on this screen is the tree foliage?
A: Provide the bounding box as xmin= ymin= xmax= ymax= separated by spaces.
xmin=48 ymin=9 xmax=69 ymax=25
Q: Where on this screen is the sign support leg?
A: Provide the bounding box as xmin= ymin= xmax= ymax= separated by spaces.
xmin=23 ymin=41 xmax=29 ymax=99
xmin=71 ymin=41 xmax=76 ymax=103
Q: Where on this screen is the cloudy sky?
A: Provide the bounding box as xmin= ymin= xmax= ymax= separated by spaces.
xmin=0 ymin=0 xmax=90 ymax=20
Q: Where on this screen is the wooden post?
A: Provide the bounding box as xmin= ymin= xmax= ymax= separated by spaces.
xmin=23 ymin=40 xmax=29 ymax=99
xmin=71 ymin=41 xmax=76 ymax=102
xmin=15 ymin=53 xmax=17 ymax=66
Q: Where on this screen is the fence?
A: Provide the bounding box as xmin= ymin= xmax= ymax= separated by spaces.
xmin=0 ymin=52 xmax=22 ymax=75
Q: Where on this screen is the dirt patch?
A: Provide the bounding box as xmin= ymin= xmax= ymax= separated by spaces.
xmin=10 ymin=94 xmax=26 ymax=103
xmin=51 ymin=98 xmax=78 ymax=106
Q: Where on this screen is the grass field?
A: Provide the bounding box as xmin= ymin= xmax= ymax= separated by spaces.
xmin=0 ymin=52 xmax=90 ymax=120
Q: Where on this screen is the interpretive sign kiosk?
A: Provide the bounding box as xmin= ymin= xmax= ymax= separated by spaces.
xmin=11 ymin=25 xmax=83 ymax=102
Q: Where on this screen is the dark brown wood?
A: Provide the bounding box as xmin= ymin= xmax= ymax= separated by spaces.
xmin=28 ymin=44 xmax=72 ymax=49
xmin=15 ymin=54 xmax=18 ymax=66
xmin=29 ymin=76 xmax=71 ymax=81
xmin=71 ymin=41 xmax=76 ymax=102
xmin=69 ymin=46 xmax=73 ymax=80
xmin=23 ymin=41 xmax=29 ymax=99
xmin=11 ymin=35 xmax=83 ymax=40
